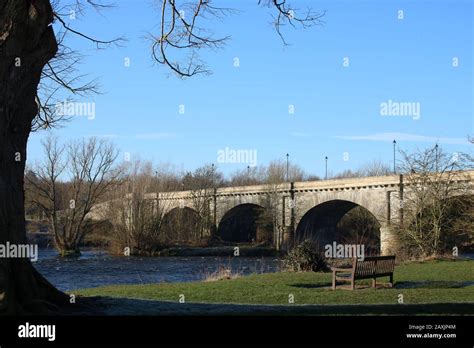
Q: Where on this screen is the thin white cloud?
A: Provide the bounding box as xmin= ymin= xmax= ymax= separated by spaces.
xmin=134 ymin=132 xmax=178 ymax=140
xmin=334 ymin=132 xmax=470 ymax=145
xmin=291 ymin=132 xmax=310 ymax=137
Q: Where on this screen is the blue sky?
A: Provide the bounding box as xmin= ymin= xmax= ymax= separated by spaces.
xmin=28 ymin=0 xmax=473 ymax=178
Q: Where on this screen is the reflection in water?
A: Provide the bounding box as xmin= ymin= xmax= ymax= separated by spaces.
xmin=34 ymin=248 xmax=281 ymax=291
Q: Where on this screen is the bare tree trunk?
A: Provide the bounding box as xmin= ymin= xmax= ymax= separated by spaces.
xmin=0 ymin=0 xmax=68 ymax=314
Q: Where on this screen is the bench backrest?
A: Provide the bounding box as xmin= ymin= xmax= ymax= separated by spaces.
xmin=354 ymin=256 xmax=395 ymax=278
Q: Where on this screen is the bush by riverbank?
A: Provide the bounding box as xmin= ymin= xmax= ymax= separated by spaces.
xmin=76 ymin=259 xmax=474 ymax=315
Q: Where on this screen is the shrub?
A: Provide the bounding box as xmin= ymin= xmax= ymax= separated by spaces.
xmin=282 ymin=240 xmax=329 ymax=272
xmin=204 ymin=266 xmax=241 ymax=281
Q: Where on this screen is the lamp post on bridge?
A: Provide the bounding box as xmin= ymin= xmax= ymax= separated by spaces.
xmin=325 ymin=156 xmax=328 ymax=180
xmin=393 ymin=140 xmax=397 ymax=174
xmin=435 ymin=143 xmax=439 ymax=172
xmin=286 ymin=153 xmax=289 ymax=182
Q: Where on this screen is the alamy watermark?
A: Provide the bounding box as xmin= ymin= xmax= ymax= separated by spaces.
xmin=217 ymin=147 xmax=257 ymax=167
xmin=380 ymin=99 xmax=421 ymax=120
xmin=0 ymin=242 xmax=38 ymax=262
xmin=55 ymin=101 xmax=96 ymax=120
xmin=18 ymin=322 xmax=55 ymax=342
xmin=325 ymin=242 xmax=365 ymax=261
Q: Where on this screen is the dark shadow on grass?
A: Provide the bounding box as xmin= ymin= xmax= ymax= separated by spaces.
xmin=291 ymin=283 xmax=331 ymax=289
xmin=73 ymin=296 xmax=474 ymax=316
xmin=293 ymin=281 xmax=474 ymax=290
xmin=396 ymin=281 xmax=474 ymax=289
xmin=291 ymin=282 xmax=392 ymax=290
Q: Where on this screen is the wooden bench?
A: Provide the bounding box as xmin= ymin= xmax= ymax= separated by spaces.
xmin=331 ymin=256 xmax=396 ymax=290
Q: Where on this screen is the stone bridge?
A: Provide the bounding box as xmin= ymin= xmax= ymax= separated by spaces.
xmin=90 ymin=171 xmax=474 ymax=255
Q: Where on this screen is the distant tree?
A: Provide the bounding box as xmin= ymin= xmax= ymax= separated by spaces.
xmin=257 ymin=160 xmax=305 ymax=248
xmin=153 ymin=163 xmax=184 ymax=192
xmin=182 ymin=164 xmax=224 ymax=190
xmin=183 ymin=164 xmax=223 ymax=239
xmin=463 ymin=136 xmax=474 ymax=167
xmin=332 ymin=169 xmax=358 ymax=179
xmin=267 ymin=159 xmax=306 ymax=183
xmin=357 ymin=159 xmax=392 ymax=177
xmin=306 ymin=174 xmax=322 ymax=181
xmin=333 ymin=159 xmax=391 ymax=179
xmin=228 ymin=166 xmax=264 ymax=186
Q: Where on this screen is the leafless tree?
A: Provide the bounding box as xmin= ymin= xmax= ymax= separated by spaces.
xmin=104 ymin=160 xmax=185 ymax=254
xmin=258 ymin=160 xmax=304 ymax=249
xmin=228 ymin=166 xmax=264 ymax=186
xmin=267 ymin=159 xmax=305 ymax=183
xmin=183 ymin=164 xmax=223 ymax=239
xmin=357 ymin=159 xmax=392 ymax=177
xmin=395 ymin=145 xmax=472 ymax=258
xmin=333 ymin=159 xmax=392 ymax=179
xmin=27 ymin=135 xmax=120 ymax=256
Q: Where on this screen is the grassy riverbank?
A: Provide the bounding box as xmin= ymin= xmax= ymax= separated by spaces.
xmin=76 ymin=259 xmax=474 ymax=314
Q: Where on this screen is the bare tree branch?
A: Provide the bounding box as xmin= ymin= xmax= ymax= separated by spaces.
xmin=34 ymin=0 xmax=123 ymax=131
xmin=151 ymin=0 xmax=235 ymax=77
xmin=53 ymin=13 xmax=123 ymax=48
xmin=259 ymin=0 xmax=326 ymax=45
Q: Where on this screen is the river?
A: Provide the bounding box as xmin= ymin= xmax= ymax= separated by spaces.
xmin=34 ymin=248 xmax=282 ymax=291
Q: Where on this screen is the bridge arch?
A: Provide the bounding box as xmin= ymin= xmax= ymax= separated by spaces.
xmin=161 ymin=206 xmax=202 ymax=242
xmin=295 ymin=199 xmax=381 ymax=254
xmin=216 ymin=203 xmax=272 ymax=243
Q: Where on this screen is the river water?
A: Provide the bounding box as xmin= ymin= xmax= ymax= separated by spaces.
xmin=34 ymin=248 xmax=282 ymax=291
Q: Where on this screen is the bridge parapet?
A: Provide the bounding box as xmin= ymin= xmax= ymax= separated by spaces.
xmin=293 ymin=175 xmax=401 ymax=192
xmin=140 ymin=170 xmax=474 ymax=201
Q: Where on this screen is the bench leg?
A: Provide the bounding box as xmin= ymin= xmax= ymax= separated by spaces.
xmin=372 ymin=278 xmax=376 ymax=289
xmin=350 ymin=277 xmax=355 ymax=290
xmin=332 ymin=271 xmax=336 ymax=290
xmin=389 ymin=274 xmax=393 ymax=288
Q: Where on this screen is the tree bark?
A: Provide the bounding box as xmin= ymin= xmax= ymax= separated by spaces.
xmin=0 ymin=0 xmax=68 ymax=314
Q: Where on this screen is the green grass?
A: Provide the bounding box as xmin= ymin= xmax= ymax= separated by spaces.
xmin=76 ymin=259 xmax=474 ymax=308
